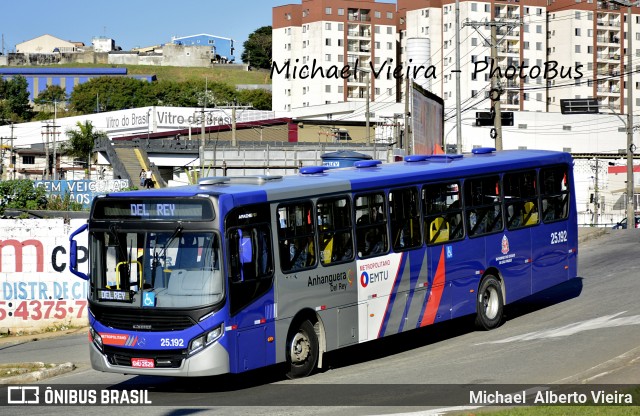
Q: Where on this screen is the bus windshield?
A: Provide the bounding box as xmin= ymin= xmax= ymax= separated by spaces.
xmin=90 ymin=229 xmax=223 ymax=309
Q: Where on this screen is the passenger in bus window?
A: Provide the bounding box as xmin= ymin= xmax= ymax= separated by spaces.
xmin=364 ymin=228 xmax=384 ymax=256
xmin=291 ymin=238 xmax=312 ymax=269
xmin=337 ymin=232 xmax=353 ymax=261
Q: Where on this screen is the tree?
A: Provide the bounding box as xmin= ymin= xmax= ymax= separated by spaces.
xmin=0 ymin=75 xmax=33 ymax=122
xmin=32 ymin=85 xmax=68 ymax=121
xmin=69 ymin=76 xmax=152 ymax=113
xmin=0 ymin=179 xmax=48 ymax=215
xmin=242 ymin=26 xmax=272 ymax=69
xmin=63 ymin=121 xmax=108 ymax=172
xmin=237 ymin=88 xmax=272 ymax=110
xmin=34 ymin=85 xmax=68 ymax=108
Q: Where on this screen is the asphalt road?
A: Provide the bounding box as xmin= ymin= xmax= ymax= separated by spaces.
xmin=1 ymin=228 xmax=639 ymax=415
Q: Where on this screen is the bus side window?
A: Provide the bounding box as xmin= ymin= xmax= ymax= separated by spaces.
xmin=355 ymin=192 xmax=388 ymax=258
xmin=464 ymin=176 xmax=502 ymax=237
xmin=317 ymin=196 xmax=354 ymax=265
xmin=540 ymin=166 xmax=570 ymax=223
xmin=389 ymin=187 xmax=421 ymax=251
xmin=505 ymin=170 xmax=539 ymax=230
xmin=277 ymin=201 xmax=316 ymax=273
xmin=423 ymin=181 xmax=464 ymax=245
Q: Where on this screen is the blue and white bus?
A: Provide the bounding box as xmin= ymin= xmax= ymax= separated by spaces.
xmin=70 ymin=148 xmax=577 ymax=378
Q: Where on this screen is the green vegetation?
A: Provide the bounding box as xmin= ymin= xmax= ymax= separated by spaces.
xmin=51 ymin=62 xmax=272 ymax=85
xmin=0 ymin=179 xmax=48 ymax=215
xmin=0 ymin=179 xmax=86 ymax=215
xmin=0 ymin=75 xmax=33 ymax=122
xmin=0 ymin=63 xmax=273 ymax=124
xmin=62 ymin=120 xmax=108 ymax=166
xmin=68 ymin=75 xmax=272 ymax=112
xmin=242 ymin=26 xmax=273 ymax=69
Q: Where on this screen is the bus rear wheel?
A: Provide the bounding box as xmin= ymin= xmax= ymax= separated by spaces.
xmin=475 ymin=275 xmax=504 ymax=330
xmin=286 ymin=320 xmax=318 ymax=379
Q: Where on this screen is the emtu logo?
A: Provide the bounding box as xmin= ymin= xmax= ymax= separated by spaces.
xmin=360 ymin=271 xmax=369 ymax=288
xmin=0 ymin=240 xmax=44 ymax=272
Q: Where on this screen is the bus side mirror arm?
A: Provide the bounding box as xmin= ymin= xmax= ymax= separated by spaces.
xmin=69 ymin=223 xmax=89 ymax=280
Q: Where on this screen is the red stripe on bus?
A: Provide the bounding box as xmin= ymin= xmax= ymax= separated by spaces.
xmin=420 ymin=247 xmax=446 ymax=327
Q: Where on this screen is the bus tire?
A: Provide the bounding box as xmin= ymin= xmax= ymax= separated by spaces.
xmin=286 ymin=319 xmax=319 ymax=379
xmin=475 ymin=275 xmax=504 ymax=330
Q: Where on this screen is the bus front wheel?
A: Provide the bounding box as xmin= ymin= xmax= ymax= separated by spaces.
xmin=286 ymin=319 xmax=318 ymax=379
xmin=475 ymin=275 xmax=504 ymax=330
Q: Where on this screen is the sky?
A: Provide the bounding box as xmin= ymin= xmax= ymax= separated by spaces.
xmin=1 ymin=0 xmax=293 ymax=59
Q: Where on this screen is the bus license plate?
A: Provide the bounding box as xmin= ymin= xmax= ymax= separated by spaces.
xmin=131 ymin=358 xmax=155 ymax=368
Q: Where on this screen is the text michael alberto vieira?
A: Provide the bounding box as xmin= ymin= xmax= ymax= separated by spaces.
xmin=270 ymin=57 xmax=584 ymax=82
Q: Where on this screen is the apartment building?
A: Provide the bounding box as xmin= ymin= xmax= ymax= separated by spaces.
xmin=272 ymin=0 xmax=399 ymax=112
xmin=548 ymin=0 xmax=640 ymax=114
xmin=273 ymin=0 xmax=640 ymax=115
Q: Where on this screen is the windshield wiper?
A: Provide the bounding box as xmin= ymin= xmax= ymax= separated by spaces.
xmin=151 ymin=223 xmax=183 ymax=287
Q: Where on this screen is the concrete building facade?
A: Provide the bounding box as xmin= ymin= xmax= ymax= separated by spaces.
xmin=272 ymin=0 xmax=399 ymax=112
xmin=547 ymin=0 xmax=640 ymax=114
xmin=273 ymin=0 xmax=640 ymax=116
xmin=170 ymin=34 xmax=236 ymax=63
xmin=16 ymin=34 xmax=81 ymax=54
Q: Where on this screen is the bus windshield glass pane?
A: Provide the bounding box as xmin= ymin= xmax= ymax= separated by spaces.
xmin=89 ymin=231 xmax=223 ymax=308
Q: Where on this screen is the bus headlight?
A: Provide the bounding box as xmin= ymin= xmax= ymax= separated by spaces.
xmin=89 ymin=327 xmax=103 ymax=351
xmin=188 ymin=324 xmax=224 ymax=355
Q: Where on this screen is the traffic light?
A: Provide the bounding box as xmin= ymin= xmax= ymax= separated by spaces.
xmin=475 ymin=112 xmax=494 ymax=126
xmin=501 ymin=111 xmax=514 ymax=126
xmin=475 ymin=111 xmax=514 ymax=126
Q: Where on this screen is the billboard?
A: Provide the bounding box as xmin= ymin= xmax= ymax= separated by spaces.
xmin=411 ymin=83 xmax=444 ymax=155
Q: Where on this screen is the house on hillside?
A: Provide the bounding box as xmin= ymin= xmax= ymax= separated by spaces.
xmin=170 ymin=34 xmax=235 ymax=63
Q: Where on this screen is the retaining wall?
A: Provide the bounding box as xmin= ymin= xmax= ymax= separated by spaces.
xmin=0 ymin=219 xmax=88 ymax=333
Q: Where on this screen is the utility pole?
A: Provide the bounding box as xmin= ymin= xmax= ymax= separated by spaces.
xmin=10 ymin=122 xmax=14 ymax=179
xmin=610 ymin=0 xmax=636 ymax=226
xmin=232 ymin=107 xmax=237 ymax=147
xmin=593 ymin=158 xmax=600 ymax=226
xmin=454 ymin=0 xmax=462 ymax=154
xmin=42 ymin=122 xmax=51 ymax=180
xmin=464 ymin=19 xmax=521 ymax=151
xmin=0 ymin=136 xmax=4 ymax=179
xmin=490 ymin=25 xmax=503 ymax=150
xmin=404 ymin=76 xmax=411 ymax=154
xmin=52 ymin=100 xmax=59 ymax=180
xmin=365 ymin=72 xmax=370 ymax=145
xmin=200 ymin=108 xmax=206 ymax=173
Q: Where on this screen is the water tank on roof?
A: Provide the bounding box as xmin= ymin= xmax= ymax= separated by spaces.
xmin=406 ymin=38 xmax=431 ymax=91
xmin=321 ymin=150 xmax=372 ymax=168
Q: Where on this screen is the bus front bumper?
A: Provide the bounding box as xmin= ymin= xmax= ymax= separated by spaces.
xmin=89 ymin=340 xmax=230 ymax=377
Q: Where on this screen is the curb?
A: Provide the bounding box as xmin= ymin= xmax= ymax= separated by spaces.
xmin=0 ymin=362 xmax=75 ymax=385
xmin=578 ymin=227 xmax=609 ymax=244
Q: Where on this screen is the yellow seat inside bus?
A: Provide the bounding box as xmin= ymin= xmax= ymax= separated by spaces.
xmin=523 ymin=201 xmax=539 ymax=226
xmin=430 ymin=217 xmax=449 ymax=244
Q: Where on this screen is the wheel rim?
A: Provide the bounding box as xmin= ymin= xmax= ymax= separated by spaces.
xmin=482 ymin=286 xmax=499 ymax=320
xmin=290 ymin=331 xmax=311 ymax=364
